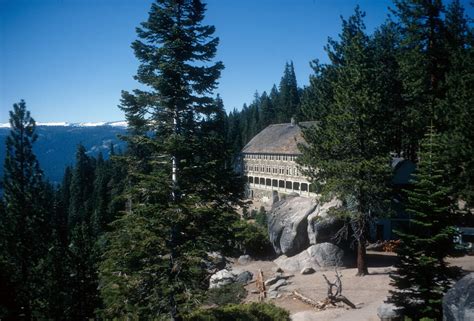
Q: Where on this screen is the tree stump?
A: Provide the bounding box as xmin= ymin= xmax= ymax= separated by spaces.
xmin=255 ymin=269 xmax=266 ymax=301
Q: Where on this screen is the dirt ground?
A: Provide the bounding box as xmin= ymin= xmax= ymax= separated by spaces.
xmin=233 ymin=251 xmax=474 ymax=321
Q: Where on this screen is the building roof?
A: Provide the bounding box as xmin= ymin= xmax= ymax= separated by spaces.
xmin=242 ymin=121 xmax=318 ymax=155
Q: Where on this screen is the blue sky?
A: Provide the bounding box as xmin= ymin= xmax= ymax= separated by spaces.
xmin=1 ymin=0 xmax=472 ymax=123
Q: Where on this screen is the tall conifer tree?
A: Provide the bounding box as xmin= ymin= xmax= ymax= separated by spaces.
xmin=0 ymin=101 xmax=47 ymax=320
xmin=299 ymin=8 xmax=392 ymax=276
xmin=259 ymin=91 xmax=276 ymax=128
xmin=277 ymin=62 xmax=300 ymax=122
xmin=99 ymin=1 xmax=241 ymax=319
xmin=68 ymin=144 xmax=95 ymax=228
xmin=389 ymin=126 xmax=456 ymax=320
xmin=440 ymin=0 xmax=474 ymax=206
xmin=391 ymin=0 xmax=449 ymax=159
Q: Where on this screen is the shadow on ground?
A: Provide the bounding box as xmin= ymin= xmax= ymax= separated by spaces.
xmin=367 ymin=253 xmax=399 ymax=268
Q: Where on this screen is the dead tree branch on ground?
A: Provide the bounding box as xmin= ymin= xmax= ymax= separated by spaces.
xmin=292 ymin=270 xmax=356 ymax=310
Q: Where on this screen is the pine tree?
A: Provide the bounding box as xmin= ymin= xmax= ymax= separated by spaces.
xmin=99 ymin=1 xmax=241 ymax=319
xmin=277 ymin=61 xmax=300 ymax=122
xmin=389 ymin=126 xmax=456 ymax=320
xmin=68 ymin=223 xmax=101 ymax=320
xmin=391 ymin=0 xmax=449 ymax=160
xmin=91 ymin=152 xmax=112 ymax=236
xmin=371 ymin=21 xmax=405 ymax=156
xmin=68 ymin=144 xmax=95 ymax=228
xmin=36 ymin=229 xmax=69 ymax=321
xmin=259 ymin=91 xmax=276 ymax=128
xmin=299 ymin=8 xmax=392 ymax=276
xmin=0 ymin=100 xmax=48 ymax=320
xmin=439 ymin=0 xmax=474 ymax=207
xmin=300 ymin=59 xmax=335 ymax=122
xmin=227 ymin=109 xmax=243 ymax=157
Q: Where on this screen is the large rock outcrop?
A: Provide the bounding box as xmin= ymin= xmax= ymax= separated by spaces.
xmin=307 ymin=198 xmax=343 ymax=244
xmin=443 ymin=273 xmax=474 ymax=321
xmin=273 ymin=243 xmax=344 ymax=272
xmin=268 ymin=196 xmax=317 ymax=256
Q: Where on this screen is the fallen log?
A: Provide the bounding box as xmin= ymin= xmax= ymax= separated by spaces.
xmin=292 ymin=270 xmax=357 ymax=311
xmin=292 ymin=290 xmax=321 ymax=309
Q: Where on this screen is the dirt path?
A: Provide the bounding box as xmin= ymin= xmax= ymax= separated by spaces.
xmin=234 ymin=252 xmax=474 ymax=321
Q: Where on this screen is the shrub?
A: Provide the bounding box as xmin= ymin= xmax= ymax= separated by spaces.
xmin=250 ymin=209 xmax=258 ymax=218
xmin=185 ymin=302 xmax=291 ymax=321
xmin=255 ymin=206 xmax=267 ymax=227
xmin=233 ymin=220 xmax=274 ymax=258
xmin=242 ymin=207 xmax=249 ymax=219
xmin=205 ymin=283 xmax=247 ymax=306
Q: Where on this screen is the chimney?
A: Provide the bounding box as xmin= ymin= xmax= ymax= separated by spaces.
xmin=290 ymin=117 xmax=296 ymax=126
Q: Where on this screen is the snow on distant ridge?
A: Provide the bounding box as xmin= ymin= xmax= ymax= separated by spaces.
xmin=37 ymin=122 xmax=70 ymax=126
xmin=107 ymin=121 xmax=128 ymax=127
xmin=0 ymin=121 xmax=128 ymax=128
xmin=73 ymin=122 xmax=107 ymax=127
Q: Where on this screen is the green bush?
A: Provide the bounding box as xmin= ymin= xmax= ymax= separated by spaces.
xmin=233 ymin=220 xmax=274 ymax=258
xmin=255 ymin=206 xmax=267 ymax=227
xmin=205 ymin=283 xmax=247 ymax=306
xmin=185 ymin=302 xmax=291 ymax=321
xmin=242 ymin=207 xmax=249 ymax=219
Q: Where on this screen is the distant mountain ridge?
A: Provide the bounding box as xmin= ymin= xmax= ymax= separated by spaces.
xmin=0 ymin=120 xmax=128 ymax=128
xmin=0 ymin=122 xmax=128 ymax=184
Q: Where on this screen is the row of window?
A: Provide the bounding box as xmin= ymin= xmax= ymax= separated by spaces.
xmin=243 ymin=153 xmax=298 ymax=161
xmin=244 ymin=175 xmax=316 ymax=193
xmin=244 ymin=165 xmax=300 ymax=176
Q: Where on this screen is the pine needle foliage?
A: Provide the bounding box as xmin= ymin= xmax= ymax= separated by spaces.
xmin=299 ymin=7 xmax=392 ymax=276
xmin=98 ymin=1 xmax=242 ymax=320
xmin=389 ymin=126 xmax=456 ymax=320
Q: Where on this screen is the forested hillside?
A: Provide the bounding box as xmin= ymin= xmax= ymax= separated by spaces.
xmin=0 ymin=125 xmax=126 ymax=184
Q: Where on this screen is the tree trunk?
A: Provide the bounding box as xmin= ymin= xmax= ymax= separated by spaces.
xmin=356 ymin=235 xmax=368 ymax=276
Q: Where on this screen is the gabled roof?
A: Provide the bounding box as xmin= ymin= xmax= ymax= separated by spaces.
xmin=242 ymin=121 xmax=318 ymax=155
